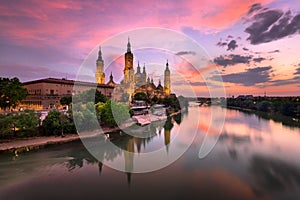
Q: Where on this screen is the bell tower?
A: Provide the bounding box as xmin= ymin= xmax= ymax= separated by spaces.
xmin=164 ymin=60 xmax=171 ymax=95
xmin=96 ymin=46 xmax=105 ymax=84
xmin=124 ymin=37 xmax=134 ymax=84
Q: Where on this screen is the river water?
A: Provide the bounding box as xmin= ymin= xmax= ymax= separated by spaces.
xmin=1 ymin=105 xmax=300 ymax=200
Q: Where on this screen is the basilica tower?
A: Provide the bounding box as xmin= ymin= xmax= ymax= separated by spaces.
xmin=142 ymin=63 xmax=147 ymax=86
xmin=164 ymin=60 xmax=171 ymax=95
xmin=95 ymin=46 xmax=105 ymax=84
xmin=124 ymin=37 xmax=134 ymax=84
xmin=122 ymin=37 xmax=135 ymax=101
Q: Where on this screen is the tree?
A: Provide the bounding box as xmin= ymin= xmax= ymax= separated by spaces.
xmin=133 ymin=92 xmax=149 ymax=102
xmin=98 ymin=101 xmax=131 ymax=127
xmin=15 ymin=110 xmax=40 ymax=136
xmin=95 ymin=90 xmax=107 ymax=104
xmin=0 ymin=110 xmax=40 ymax=138
xmin=0 ymin=77 xmax=28 ymax=111
xmin=42 ymin=110 xmax=62 ymax=136
xmin=72 ymin=102 xmax=99 ymax=131
xmin=73 ymin=89 xmax=107 ymax=104
xmin=151 ymin=95 xmax=158 ymax=104
xmin=60 ymin=96 xmax=72 ymax=106
xmin=257 ymin=101 xmax=272 ymax=112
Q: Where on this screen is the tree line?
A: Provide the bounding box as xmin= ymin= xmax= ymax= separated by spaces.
xmin=226 ymin=96 xmax=300 ymax=119
xmin=0 ymin=88 xmax=131 ymax=139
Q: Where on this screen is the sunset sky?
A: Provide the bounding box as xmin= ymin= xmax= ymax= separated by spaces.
xmin=1 ymin=0 xmax=300 ymax=96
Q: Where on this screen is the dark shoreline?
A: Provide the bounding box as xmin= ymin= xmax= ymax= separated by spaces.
xmin=225 ymin=106 xmax=300 ymax=128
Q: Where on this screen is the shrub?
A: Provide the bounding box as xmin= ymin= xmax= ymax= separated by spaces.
xmin=42 ymin=110 xmax=62 ymax=136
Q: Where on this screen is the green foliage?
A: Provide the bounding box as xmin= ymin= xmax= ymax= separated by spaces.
xmin=163 ymin=95 xmax=181 ymax=113
xmin=133 ymin=92 xmax=148 ymax=101
xmin=42 ymin=110 xmax=76 ymax=135
xmin=0 ymin=110 xmax=40 ymax=138
xmin=15 ymin=110 xmax=40 ymax=136
xmin=129 ymin=109 xmax=134 ymax=117
xmin=95 ymin=90 xmax=107 ymax=104
xmin=72 ymin=89 xmax=107 ymax=104
xmin=97 ymin=101 xmax=131 ymax=127
xmin=227 ymin=97 xmax=300 ymax=119
xmin=0 ymin=77 xmax=28 ymax=110
xmin=256 ymin=101 xmax=272 ymax=112
xmin=72 ymin=102 xmax=99 ymax=131
xmin=0 ymin=114 xmax=14 ymax=138
xmin=151 ymin=95 xmax=158 ymax=104
xmin=42 ymin=110 xmax=62 ymax=136
xmin=60 ymin=96 xmax=72 ymax=105
xmin=279 ymin=103 xmax=297 ymax=117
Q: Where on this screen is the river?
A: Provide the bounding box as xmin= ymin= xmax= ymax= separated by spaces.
xmin=1 ymin=105 xmax=300 ymax=200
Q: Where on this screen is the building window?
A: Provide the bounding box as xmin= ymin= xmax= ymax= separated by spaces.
xmin=50 ymin=89 xmax=54 ymax=95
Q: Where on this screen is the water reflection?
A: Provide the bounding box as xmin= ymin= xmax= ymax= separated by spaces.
xmin=250 ymin=155 xmax=300 ymax=192
xmin=1 ymin=106 xmax=300 ymax=200
xmin=59 ymin=112 xmax=181 ymax=184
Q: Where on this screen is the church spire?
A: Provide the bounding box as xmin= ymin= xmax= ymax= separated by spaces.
xmin=143 ymin=63 xmax=146 ymax=74
xmin=127 ymin=37 xmax=131 ymax=53
xmin=96 ymin=46 xmax=105 ymax=84
xmin=164 ymin=59 xmax=171 ymax=95
xmin=97 ymin=46 xmax=103 ymax=61
xmin=107 ymin=71 xmax=115 ymax=86
xmin=166 ymin=59 xmax=169 ymax=71
xmin=137 ymin=61 xmax=141 ymax=73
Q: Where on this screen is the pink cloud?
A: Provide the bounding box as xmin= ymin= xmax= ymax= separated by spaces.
xmin=4 ymin=0 xmax=300 ymax=96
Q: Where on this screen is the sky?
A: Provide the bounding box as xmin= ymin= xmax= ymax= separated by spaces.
xmin=0 ymin=0 xmax=300 ymax=96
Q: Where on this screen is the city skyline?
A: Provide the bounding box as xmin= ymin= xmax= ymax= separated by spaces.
xmin=1 ymin=0 xmax=300 ymax=96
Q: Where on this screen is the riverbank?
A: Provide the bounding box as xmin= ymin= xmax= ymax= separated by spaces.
xmin=0 ymin=126 xmax=120 ymax=154
xmin=0 ymin=110 xmax=183 ymax=154
xmin=226 ymin=106 xmax=300 ymax=128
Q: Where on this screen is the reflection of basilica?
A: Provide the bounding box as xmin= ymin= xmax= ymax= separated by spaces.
xmin=63 ymin=113 xmax=184 ymax=185
xmin=95 ymin=38 xmax=171 ymax=101
xmin=122 ymin=116 xmax=176 ymax=183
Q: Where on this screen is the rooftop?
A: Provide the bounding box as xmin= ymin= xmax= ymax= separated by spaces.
xmin=23 ymin=78 xmax=114 ymax=88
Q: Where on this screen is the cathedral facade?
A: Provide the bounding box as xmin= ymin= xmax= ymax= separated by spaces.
xmin=96 ymin=38 xmax=171 ymax=102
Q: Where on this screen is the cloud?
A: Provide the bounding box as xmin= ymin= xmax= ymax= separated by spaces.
xmin=245 ymin=6 xmax=300 ymax=45
xmin=227 ymin=40 xmax=238 ymax=51
xmin=247 ymin=3 xmax=263 ymax=15
xmin=172 ymin=80 xmax=206 ymax=87
xmin=216 ymin=38 xmax=238 ymax=51
xmin=189 ymin=81 xmax=208 ymax=86
xmin=211 ymin=66 xmax=272 ymax=86
xmin=253 ymin=57 xmax=266 ymax=63
xmin=0 ymin=64 xmax=75 ymax=82
xmin=268 ymin=50 xmax=280 ymax=53
xmin=243 ymin=47 xmax=249 ymax=51
xmin=176 ymin=51 xmax=196 ymax=56
xmin=213 ymin=54 xmax=252 ymax=67
xmin=270 ymin=76 xmax=300 ymax=86
xmin=216 ymin=41 xmax=228 ymax=47
xmin=294 ymin=66 xmax=300 ymax=75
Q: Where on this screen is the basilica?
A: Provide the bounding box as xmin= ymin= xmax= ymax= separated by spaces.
xmin=95 ymin=38 xmax=171 ymax=101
